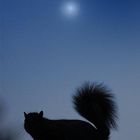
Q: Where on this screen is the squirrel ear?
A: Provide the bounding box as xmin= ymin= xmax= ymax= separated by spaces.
xmin=39 ymin=111 xmax=43 ymax=118
xmin=24 ymin=112 xmax=27 ymax=118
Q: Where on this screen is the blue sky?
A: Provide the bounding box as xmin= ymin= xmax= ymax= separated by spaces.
xmin=1 ymin=0 xmax=140 ymax=140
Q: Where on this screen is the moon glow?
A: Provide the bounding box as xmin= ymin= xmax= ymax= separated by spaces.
xmin=61 ymin=2 xmax=80 ymax=18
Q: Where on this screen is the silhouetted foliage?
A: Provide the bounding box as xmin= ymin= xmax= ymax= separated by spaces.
xmin=0 ymin=101 xmax=18 ymax=140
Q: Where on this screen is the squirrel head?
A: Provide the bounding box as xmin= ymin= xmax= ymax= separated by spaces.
xmin=24 ymin=111 xmax=43 ymax=119
xmin=24 ymin=111 xmax=44 ymax=134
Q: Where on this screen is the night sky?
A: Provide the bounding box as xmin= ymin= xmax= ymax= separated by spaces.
xmin=1 ymin=0 xmax=140 ymax=140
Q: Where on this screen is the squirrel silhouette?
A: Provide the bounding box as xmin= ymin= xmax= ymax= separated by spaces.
xmin=24 ymin=82 xmax=118 ymax=140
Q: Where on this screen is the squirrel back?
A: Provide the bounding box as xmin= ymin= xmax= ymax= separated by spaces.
xmin=73 ymin=82 xmax=118 ymax=135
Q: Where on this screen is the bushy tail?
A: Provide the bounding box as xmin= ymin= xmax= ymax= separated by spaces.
xmin=73 ymin=82 xmax=118 ymax=133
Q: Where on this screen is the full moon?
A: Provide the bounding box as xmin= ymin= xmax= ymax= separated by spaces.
xmin=61 ymin=1 xmax=80 ymax=18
